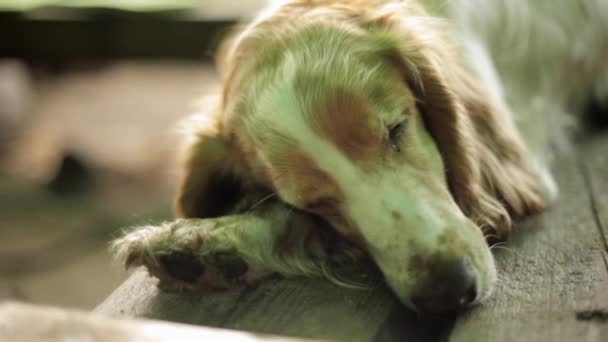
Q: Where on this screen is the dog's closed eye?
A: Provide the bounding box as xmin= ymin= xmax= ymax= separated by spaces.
xmin=388 ymin=118 xmax=408 ymax=152
xmin=304 ymin=196 xmax=341 ymax=215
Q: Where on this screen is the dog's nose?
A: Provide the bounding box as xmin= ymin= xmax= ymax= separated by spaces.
xmin=410 ymin=257 xmax=477 ymax=315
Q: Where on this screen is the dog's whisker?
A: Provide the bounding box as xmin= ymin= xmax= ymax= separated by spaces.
xmin=489 ymin=245 xmax=526 ymax=260
xmin=250 ymin=193 xmax=278 ymax=210
xmin=484 ymin=233 xmax=501 ymax=241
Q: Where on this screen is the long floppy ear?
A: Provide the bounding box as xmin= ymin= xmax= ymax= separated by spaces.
xmin=365 ymin=6 xmax=545 ymax=238
xmin=428 ymin=64 xmax=546 ymax=238
xmin=412 ymin=49 xmax=545 ymax=238
xmin=173 ymin=107 xmax=247 ymax=219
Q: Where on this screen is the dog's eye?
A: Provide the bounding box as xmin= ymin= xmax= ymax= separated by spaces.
xmin=388 ymin=119 xmax=407 ymax=152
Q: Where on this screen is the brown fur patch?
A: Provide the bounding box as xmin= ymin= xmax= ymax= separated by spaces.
xmin=174 ymin=133 xmax=245 ymax=218
xmin=272 ymin=152 xmax=344 ymax=208
xmin=313 ymin=89 xmax=381 ymax=161
xmin=269 ymin=151 xmax=364 ymax=240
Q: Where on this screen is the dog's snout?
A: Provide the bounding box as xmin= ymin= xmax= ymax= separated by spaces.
xmin=411 ymin=257 xmax=477 ymax=315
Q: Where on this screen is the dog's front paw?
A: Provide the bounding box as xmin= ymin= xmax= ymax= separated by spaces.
xmin=155 ymin=250 xmax=256 ymax=292
xmin=111 ymin=219 xmax=266 ymax=291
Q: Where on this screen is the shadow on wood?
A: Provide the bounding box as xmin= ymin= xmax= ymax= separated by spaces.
xmin=96 ymin=266 xmax=456 ymax=342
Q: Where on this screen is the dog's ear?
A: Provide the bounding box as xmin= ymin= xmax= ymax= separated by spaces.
xmin=173 ymin=110 xmax=247 ymax=219
xmin=405 ymin=51 xmax=545 ymax=238
xmin=428 ymin=64 xmax=546 ymax=238
xmin=368 ymin=8 xmax=546 ymax=238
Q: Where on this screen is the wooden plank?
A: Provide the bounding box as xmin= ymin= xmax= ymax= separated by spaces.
xmin=580 ymin=133 xmax=608 ymax=328
xmin=0 ymin=301 xmax=310 ymax=342
xmin=96 ymin=266 xmax=455 ymax=342
xmin=450 ymin=137 xmax=608 ymax=341
xmin=582 ymin=134 xmax=608 ymax=264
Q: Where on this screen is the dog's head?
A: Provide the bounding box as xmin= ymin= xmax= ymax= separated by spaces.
xmin=176 ymin=1 xmax=545 ymax=314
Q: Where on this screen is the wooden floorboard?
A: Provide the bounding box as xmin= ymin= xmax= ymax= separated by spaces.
xmin=450 ymin=136 xmax=608 ymax=341
xmin=96 ymin=267 xmax=455 ymax=341
xmin=582 ymin=134 xmax=608 ymax=268
xmin=96 ymin=134 xmax=608 ymax=341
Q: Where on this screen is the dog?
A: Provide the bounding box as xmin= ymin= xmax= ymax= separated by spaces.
xmin=112 ymin=0 xmax=608 ymax=315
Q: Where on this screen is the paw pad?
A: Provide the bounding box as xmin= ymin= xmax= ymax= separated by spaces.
xmin=159 ymin=252 xmax=205 ymax=283
xmin=215 ymin=252 xmax=249 ymax=280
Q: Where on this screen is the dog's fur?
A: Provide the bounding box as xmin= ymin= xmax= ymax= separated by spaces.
xmin=112 ymin=0 xmax=608 ymax=313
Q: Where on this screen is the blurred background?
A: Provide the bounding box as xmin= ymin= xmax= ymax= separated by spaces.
xmin=0 ymin=0 xmax=266 ymax=309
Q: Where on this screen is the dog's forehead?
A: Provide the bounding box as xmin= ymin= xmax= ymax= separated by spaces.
xmin=235 ymin=46 xmax=420 ymax=198
xmin=249 ymin=60 xmax=411 ymax=144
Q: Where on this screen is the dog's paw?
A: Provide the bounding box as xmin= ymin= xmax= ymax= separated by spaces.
xmin=111 ymin=219 xmax=266 ymax=291
xmin=155 ymin=250 xmax=260 ymax=292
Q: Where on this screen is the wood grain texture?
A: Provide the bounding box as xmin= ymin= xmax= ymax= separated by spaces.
xmin=450 ymin=137 xmax=608 ymax=342
xmin=582 ymin=134 xmax=608 ymax=264
xmin=96 ymin=266 xmax=455 ymax=342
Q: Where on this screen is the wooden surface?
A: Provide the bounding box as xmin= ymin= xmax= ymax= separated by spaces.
xmin=95 ymin=267 xmax=454 ymax=342
xmin=96 ymin=134 xmax=608 ymax=341
xmin=0 ymin=301 xmax=310 ymax=342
